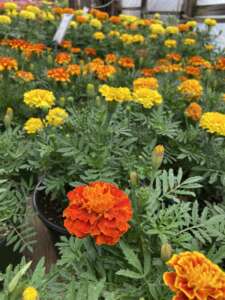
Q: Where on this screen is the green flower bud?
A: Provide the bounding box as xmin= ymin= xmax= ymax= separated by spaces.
xmin=151 ymin=144 xmax=165 ymax=170
xmin=4 ymin=107 xmax=13 ymax=128
xmin=130 ymin=171 xmax=139 ymax=186
xmin=86 ymin=83 xmax=95 ymax=97
xmin=161 ymin=243 xmax=173 ymax=261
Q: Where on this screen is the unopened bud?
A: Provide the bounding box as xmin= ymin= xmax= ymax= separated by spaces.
xmin=4 ymin=107 xmax=13 ymax=128
xmin=67 ymin=96 xmax=74 ymax=103
xmin=161 ymin=243 xmax=172 ymax=261
xmin=130 ymin=171 xmax=138 ymax=186
xmin=59 ymin=97 xmax=65 ymax=106
xmin=86 ymin=83 xmax=95 ymax=97
xmin=47 ymin=54 xmax=53 ymax=64
xmin=96 ymin=96 xmax=101 ymax=106
xmin=151 ymin=144 xmax=165 ymax=170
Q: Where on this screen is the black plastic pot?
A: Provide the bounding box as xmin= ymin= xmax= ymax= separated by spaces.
xmin=32 ymin=183 xmax=68 ymax=236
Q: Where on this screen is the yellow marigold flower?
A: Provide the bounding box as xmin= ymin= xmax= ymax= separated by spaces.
xmin=178 ymin=79 xmax=203 ymax=100
xmin=93 ymin=31 xmax=105 ymax=40
xmin=153 ymin=13 xmax=160 ymax=19
xmin=0 ymin=15 xmax=11 ymax=24
xmin=24 ymin=118 xmax=43 ymax=134
xmin=108 ymin=30 xmax=120 ymax=37
xmin=200 ymin=112 xmax=225 ymax=136
xmin=204 ymin=18 xmax=217 ymax=26
xmin=90 ymin=18 xmax=102 ymax=29
xmin=164 ymin=39 xmax=177 ymax=48
xmin=185 ymin=102 xmax=202 ymax=121
xmin=204 ymin=44 xmax=214 ymax=51
xmin=186 ymin=20 xmax=197 ymax=28
xmin=133 ymin=77 xmax=159 ymax=90
xmin=20 ymin=10 xmax=36 ymax=20
xmin=164 ymin=251 xmax=225 ymax=300
xmin=99 ymin=84 xmax=133 ymax=102
xmin=70 ymin=21 xmax=78 ymax=28
xmin=46 ymin=107 xmax=68 ymax=126
xmin=6 ymin=9 xmax=17 ymax=17
xmin=133 ymin=88 xmax=163 ymax=109
xmin=150 ymin=23 xmax=165 ymax=35
xmin=166 ymin=26 xmax=179 ymax=35
xmin=26 ymin=5 xmax=41 ymax=15
xmin=183 ymin=38 xmax=196 ymax=46
xmin=22 ymin=286 xmax=39 ymax=300
xmin=24 ymin=89 xmax=55 ymax=109
xmin=40 ymin=11 xmax=55 ymax=21
xmin=4 ymin=2 xmax=17 ymax=10
xmin=149 ymin=33 xmax=158 ymax=39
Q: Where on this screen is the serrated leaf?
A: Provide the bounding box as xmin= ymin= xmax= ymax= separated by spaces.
xmin=119 ymin=241 xmax=142 ymax=273
xmin=116 ymin=269 xmax=144 ymax=279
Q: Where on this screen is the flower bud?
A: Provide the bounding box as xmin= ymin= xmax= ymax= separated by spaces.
xmin=22 ymin=286 xmax=39 ymax=300
xmin=151 ymin=144 xmax=164 ymax=170
xmin=86 ymin=83 xmax=95 ymax=97
xmin=130 ymin=171 xmax=138 ymax=186
xmin=96 ymin=96 xmax=101 ymax=106
xmin=59 ymin=97 xmax=65 ymax=106
xmin=47 ymin=54 xmax=53 ymax=64
xmin=161 ymin=243 xmax=173 ymax=261
xmin=67 ymin=96 xmax=74 ymax=103
xmin=4 ymin=107 xmax=13 ymax=128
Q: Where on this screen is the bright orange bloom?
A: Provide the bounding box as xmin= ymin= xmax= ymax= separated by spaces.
xmin=47 ymin=67 xmax=70 ymax=82
xmin=184 ymin=66 xmax=201 ymax=78
xmin=163 ymin=251 xmax=225 ymax=300
xmin=178 ymin=79 xmax=203 ymax=100
xmin=215 ymin=57 xmax=225 ymax=71
xmin=60 ymin=40 xmax=72 ymax=49
xmin=133 ymin=77 xmax=159 ymax=90
xmin=91 ymin=9 xmax=108 ymax=21
xmin=153 ymin=64 xmax=183 ymax=74
xmin=178 ymin=23 xmax=190 ymax=32
xmin=166 ymin=53 xmax=181 ymax=62
xmin=105 ymin=53 xmax=117 ymax=64
xmin=84 ymin=47 xmax=96 ymax=56
xmin=22 ymin=43 xmax=46 ymax=59
xmin=55 ymin=52 xmax=72 ymax=64
xmin=76 ymin=15 xmax=88 ymax=23
xmin=71 ymin=47 xmax=81 ymax=54
xmin=118 ymin=57 xmax=135 ymax=68
xmin=188 ymin=56 xmax=211 ymax=69
xmin=0 ymin=56 xmax=17 ymax=71
xmin=16 ymin=70 xmax=34 ymax=81
xmin=96 ymin=64 xmax=116 ymax=80
xmin=63 ymin=181 xmax=132 ymax=245
xmin=3 ymin=38 xmax=28 ymax=50
xmin=185 ymin=102 xmax=202 ymax=121
xmin=53 ymin=7 xmax=75 ymax=15
xmin=67 ymin=64 xmax=81 ymax=76
xmin=141 ymin=68 xmax=155 ymax=77
xmin=109 ymin=16 xmax=121 ymax=24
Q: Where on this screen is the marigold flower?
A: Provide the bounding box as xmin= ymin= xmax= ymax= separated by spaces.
xmin=166 ymin=26 xmax=179 ymax=35
xmin=164 ymin=39 xmax=177 ymax=48
xmin=0 ymin=15 xmax=11 ymax=24
xmin=26 ymin=5 xmax=41 ymax=15
xmin=93 ymin=31 xmax=105 ymax=40
xmin=141 ymin=68 xmax=155 ymax=77
xmin=105 ymin=53 xmax=117 ymax=64
xmin=133 ymin=77 xmax=159 ymax=90
xmin=70 ymin=21 xmax=78 ymax=28
xmin=46 ymin=107 xmax=68 ymax=126
xmin=76 ymin=15 xmax=88 ymax=23
xmin=200 ymin=112 xmax=225 ymax=136
xmin=183 ymin=38 xmax=196 ymax=46
xmin=118 ymin=57 xmax=134 ymax=68
xmin=90 ymin=18 xmax=102 ymax=29
xmin=22 ymin=286 xmax=39 ymax=300
xmin=47 ymin=67 xmax=70 ymax=82
xmin=0 ymin=56 xmax=17 ymax=71
xmin=71 ymin=47 xmax=81 ymax=54
xmin=63 ymin=181 xmax=132 ymax=245
xmin=185 ymin=102 xmax=202 ymax=121
xmin=24 ymin=89 xmax=55 ymax=108
xmin=150 ymin=23 xmax=165 ymax=35
xmin=204 ymin=18 xmax=217 ymax=26
xmin=24 ymin=118 xmax=44 ymax=134
xmin=109 ymin=16 xmax=121 ymax=24
xmin=186 ymin=20 xmax=197 ymax=28
xmin=178 ymin=23 xmax=190 ymax=32
xmin=108 ymin=30 xmax=120 ymax=38
xmin=20 ymin=10 xmax=36 ymax=20
xmin=166 ymin=53 xmax=181 ymax=62
xmin=178 ymin=79 xmax=203 ymax=100
xmin=84 ymin=47 xmax=96 ymax=56
xmin=55 ymin=52 xmax=71 ymax=65
xmin=67 ymin=64 xmax=81 ymax=76
xmin=4 ymin=2 xmax=17 ymax=10
xmin=99 ymin=84 xmax=133 ymax=102
xmin=215 ymin=57 xmax=225 ymax=71
xmin=184 ymin=66 xmax=201 ymax=78
xmin=96 ymin=64 xmax=116 ymax=80
xmin=16 ymin=70 xmax=34 ymax=81
xmin=188 ymin=56 xmax=211 ymax=69
xmin=163 ymin=251 xmax=225 ymax=300
xmin=133 ymin=88 xmax=163 ymax=108
xmin=60 ymin=40 xmax=72 ymax=49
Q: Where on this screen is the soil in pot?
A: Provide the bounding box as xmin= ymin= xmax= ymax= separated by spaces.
xmin=0 ymin=238 xmax=22 ymax=272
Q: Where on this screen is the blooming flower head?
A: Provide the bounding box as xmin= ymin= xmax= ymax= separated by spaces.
xmin=105 ymin=53 xmax=117 ymax=64
xmin=150 ymin=23 xmax=165 ymax=35
xmin=47 ymin=67 xmax=70 ymax=82
xmin=16 ymin=70 xmax=34 ymax=81
xmin=22 ymin=286 xmax=39 ymax=300
xmin=133 ymin=77 xmax=159 ymax=90
xmin=93 ymin=31 xmax=105 ymax=40
xmin=20 ymin=10 xmax=36 ymax=20
xmin=186 ymin=20 xmax=197 ymax=28
xmin=67 ymin=64 xmax=81 ymax=76
xmin=133 ymin=88 xmax=163 ymax=108
xmin=55 ymin=52 xmax=71 ymax=65
xmin=0 ymin=56 xmax=17 ymax=71
xmin=204 ymin=18 xmax=217 ymax=26
xmin=24 ymin=118 xmax=44 ymax=134
xmin=185 ymin=102 xmax=202 ymax=121
xmin=163 ymin=251 xmax=225 ymax=300
xmin=99 ymin=84 xmax=133 ymax=102
xmin=24 ymin=89 xmax=55 ymax=109
xmin=164 ymin=39 xmax=177 ymax=48
xmin=90 ymin=18 xmax=102 ymax=29
xmin=118 ymin=57 xmax=134 ymax=68
xmin=46 ymin=107 xmax=68 ymax=126
xmin=0 ymin=15 xmax=11 ymax=24
xmin=183 ymin=38 xmax=196 ymax=46
xmin=4 ymin=2 xmax=17 ymax=10
xmin=63 ymin=181 xmax=132 ymax=245
xmin=215 ymin=57 xmax=225 ymax=71
xmin=166 ymin=26 xmax=179 ymax=35
xmin=200 ymin=112 xmax=225 ymax=136
xmin=178 ymin=79 xmax=203 ymax=100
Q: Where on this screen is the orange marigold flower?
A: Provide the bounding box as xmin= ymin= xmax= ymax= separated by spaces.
xmin=184 ymin=66 xmax=201 ymax=78
xmin=105 ymin=53 xmax=117 ymax=64
xmin=178 ymin=79 xmax=203 ymax=100
xmin=16 ymin=70 xmax=34 ymax=81
xmin=163 ymin=251 xmax=225 ymax=300
xmin=153 ymin=64 xmax=183 ymax=74
xmin=133 ymin=77 xmax=159 ymax=90
xmin=118 ymin=57 xmax=135 ymax=68
xmin=91 ymin=9 xmax=108 ymax=21
xmin=67 ymin=64 xmax=81 ymax=76
xmin=166 ymin=53 xmax=181 ymax=62
xmin=71 ymin=47 xmax=81 ymax=54
xmin=54 ymin=7 xmax=75 ymax=15
xmin=55 ymin=52 xmax=72 ymax=65
xmin=188 ymin=56 xmax=211 ymax=69
xmin=215 ymin=57 xmax=225 ymax=71
xmin=0 ymin=56 xmax=17 ymax=71
xmin=96 ymin=64 xmax=116 ymax=80
xmin=109 ymin=16 xmax=121 ymax=24
xmin=185 ymin=102 xmax=202 ymax=121
xmin=63 ymin=181 xmax=132 ymax=245
xmin=76 ymin=15 xmax=88 ymax=23
xmin=60 ymin=40 xmax=72 ymax=49
xmin=6 ymin=38 xmax=28 ymax=50
xmin=178 ymin=23 xmax=190 ymax=32
xmin=141 ymin=68 xmax=155 ymax=77
xmin=47 ymin=67 xmax=70 ymax=82
xmin=84 ymin=47 xmax=96 ymax=56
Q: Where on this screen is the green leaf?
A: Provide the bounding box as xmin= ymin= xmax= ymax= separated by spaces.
xmin=119 ymin=240 xmax=142 ymax=273
xmin=88 ymin=279 xmax=105 ymax=300
xmin=8 ymin=261 xmax=32 ymax=293
xmin=116 ymin=269 xmax=144 ymax=279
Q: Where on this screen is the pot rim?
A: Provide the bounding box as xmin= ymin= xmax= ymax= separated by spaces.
xmin=32 ymin=181 xmax=68 ymax=235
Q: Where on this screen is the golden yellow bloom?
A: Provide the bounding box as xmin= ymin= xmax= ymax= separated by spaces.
xmin=4 ymin=2 xmax=17 ymax=10
xmin=204 ymin=44 xmax=214 ymax=51
xmin=183 ymin=38 xmax=196 ymax=46
xmin=24 ymin=118 xmax=44 ymax=134
xmin=26 ymin=5 xmax=41 ymax=15
xmin=108 ymin=30 xmax=120 ymax=37
xmin=178 ymin=79 xmax=203 ymax=100
xmin=120 ymin=33 xmax=144 ymax=44
xmin=70 ymin=21 xmax=78 ymax=28
xmin=204 ymin=18 xmax=217 ymax=26
xmin=200 ymin=112 xmax=225 ymax=136
xmin=46 ymin=107 xmax=68 ymax=126
xmin=133 ymin=77 xmax=159 ymax=90
xmin=93 ymin=31 xmax=105 ymax=40
xmin=150 ymin=23 xmax=165 ymax=35
xmin=186 ymin=20 xmax=197 ymax=28
xmin=164 ymin=39 xmax=177 ymax=48
xmin=20 ymin=10 xmax=36 ymax=20
xmin=164 ymin=251 xmax=225 ymax=300
xmin=0 ymin=15 xmax=11 ymax=24
xmin=6 ymin=9 xmax=17 ymax=17
xmin=133 ymin=88 xmax=162 ymax=108
xmin=22 ymin=286 xmax=39 ymax=300
xmin=166 ymin=26 xmax=179 ymax=35
xmin=185 ymin=102 xmax=202 ymax=121
xmin=24 ymin=89 xmax=55 ymax=109
xmin=40 ymin=11 xmax=55 ymax=21
xmin=99 ymin=84 xmax=133 ymax=102
xmin=90 ymin=18 xmax=102 ymax=29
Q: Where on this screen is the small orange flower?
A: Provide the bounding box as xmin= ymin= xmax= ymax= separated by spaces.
xmin=55 ymin=52 xmax=72 ymax=65
xmin=54 ymin=7 xmax=75 ymax=15
xmin=215 ymin=57 xmax=225 ymax=71
xmin=71 ymin=47 xmax=81 ymax=54
xmin=0 ymin=56 xmax=17 ymax=71
xmin=184 ymin=66 xmax=201 ymax=78
xmin=141 ymin=68 xmax=155 ymax=77
xmin=76 ymin=15 xmax=88 ymax=24
xmin=118 ymin=57 xmax=135 ymax=68
xmin=166 ymin=53 xmax=181 ymax=62
xmin=5 ymin=38 xmax=28 ymax=50
xmin=178 ymin=23 xmax=190 ymax=32
xmin=133 ymin=77 xmax=159 ymax=90
xmin=84 ymin=47 xmax=96 ymax=56
xmin=67 ymin=64 xmax=81 ymax=76
xmin=164 ymin=251 xmax=225 ymax=300
xmin=91 ymin=9 xmax=108 ymax=21
xmin=105 ymin=53 xmax=117 ymax=64
xmin=185 ymin=102 xmax=202 ymax=121
xmin=60 ymin=40 xmax=72 ymax=49
xmin=16 ymin=70 xmax=34 ymax=81
xmin=96 ymin=64 xmax=116 ymax=80
xmin=188 ymin=56 xmax=211 ymax=69
xmin=63 ymin=181 xmax=132 ymax=245
xmin=47 ymin=67 xmax=70 ymax=82
xmin=109 ymin=16 xmax=121 ymax=24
